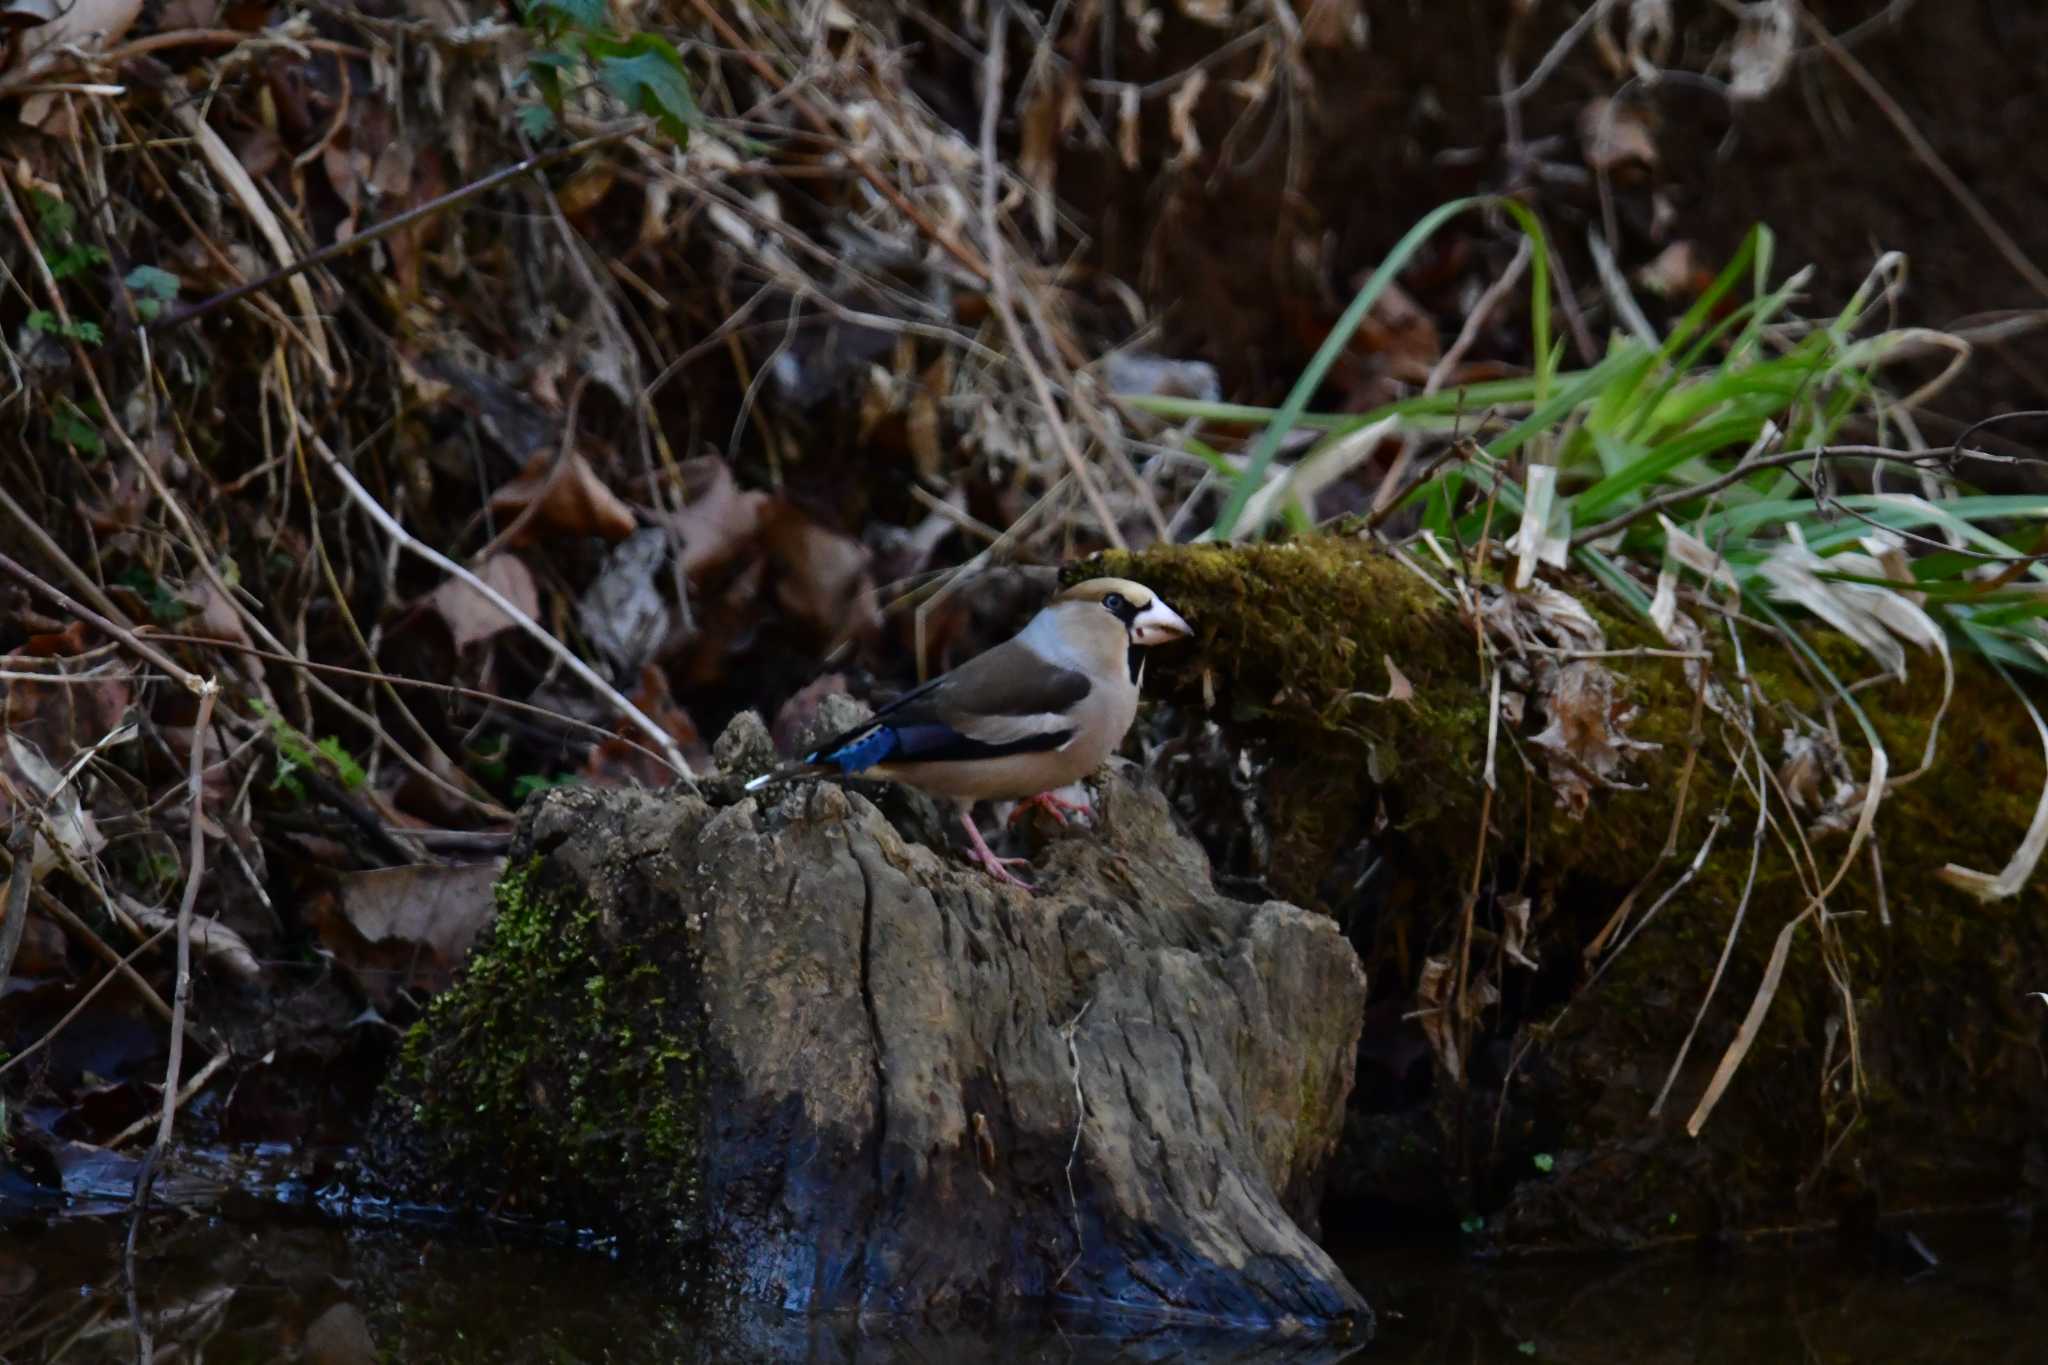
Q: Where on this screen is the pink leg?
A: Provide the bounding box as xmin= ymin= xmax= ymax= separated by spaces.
xmin=1007 ymin=790 xmax=1096 ymax=827
xmin=958 ymin=809 xmax=1033 ymax=889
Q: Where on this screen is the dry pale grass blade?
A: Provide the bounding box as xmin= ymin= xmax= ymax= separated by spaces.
xmin=1938 ymin=660 xmax=2048 ymax=902
xmin=1686 ymin=901 xmax=1814 ymax=1137
xmin=1650 ymin=733 xmax=1771 ymax=1119
xmin=173 ymin=103 xmax=335 ymax=381
xmin=1230 ymin=415 xmax=1402 ymax=541
xmin=1506 ymin=463 xmax=1569 ymax=588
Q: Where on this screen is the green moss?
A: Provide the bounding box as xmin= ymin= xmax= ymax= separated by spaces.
xmin=1078 ymin=537 xmax=2048 ymax=1230
xmin=392 ymin=854 xmax=707 ymax=1243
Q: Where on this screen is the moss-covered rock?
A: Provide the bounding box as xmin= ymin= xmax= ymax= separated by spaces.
xmin=1076 ymin=537 xmax=2048 ymax=1247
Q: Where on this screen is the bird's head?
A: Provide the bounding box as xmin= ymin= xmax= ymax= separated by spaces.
xmin=1055 ymin=577 xmax=1192 ymax=647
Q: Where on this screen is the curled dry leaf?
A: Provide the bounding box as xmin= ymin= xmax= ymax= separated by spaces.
xmin=666 ymin=455 xmax=770 ymax=580
xmin=1578 ymin=97 xmax=1658 ymax=177
xmin=486 ymin=451 xmax=638 ymax=547
xmin=4 ymin=0 xmax=143 ymax=126
xmin=577 ymin=527 xmax=672 ymax=677
xmin=1415 ymin=954 xmax=1460 ymax=1078
xmin=1528 ymin=661 xmax=1659 ymax=817
xmin=1166 ymin=68 xmax=1207 ymax=171
xmin=582 ymin=664 xmax=709 ymax=786
xmin=321 ymin=861 xmax=505 ymax=1009
xmin=1729 ymin=0 xmax=1795 ymax=101
xmin=425 ymin=552 xmax=538 ymax=653
xmin=3 ymin=731 xmax=118 ymax=875
xmin=124 ymin=899 xmax=263 ymax=983
xmin=760 ymin=502 xmax=881 ymax=646
xmin=1500 ymin=894 xmax=1539 ymax=970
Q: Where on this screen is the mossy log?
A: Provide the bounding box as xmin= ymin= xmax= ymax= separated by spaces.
xmin=383 ymin=742 xmax=1371 ymax=1334
xmin=1084 ymin=538 xmax=2048 ymax=1247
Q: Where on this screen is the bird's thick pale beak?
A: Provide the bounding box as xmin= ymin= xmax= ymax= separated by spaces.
xmin=1130 ymin=599 xmax=1192 ymax=646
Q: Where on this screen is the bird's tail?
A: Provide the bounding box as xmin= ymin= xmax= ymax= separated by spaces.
xmin=742 ymin=761 xmax=828 ymax=793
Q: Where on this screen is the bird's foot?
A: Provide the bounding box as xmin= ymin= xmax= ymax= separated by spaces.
xmin=1007 ymin=790 xmax=1095 ymax=828
xmin=959 ymin=810 xmax=1034 ymax=890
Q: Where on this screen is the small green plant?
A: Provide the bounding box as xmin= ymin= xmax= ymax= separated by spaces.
xmin=22 ymin=192 xmax=110 ymax=346
xmin=49 ymin=397 xmax=103 ymax=455
xmin=513 ymin=771 xmax=581 ymax=801
xmin=517 ymin=0 xmax=699 ymax=143
xmin=1531 ymin=1152 xmax=1555 ymax=1173
xmin=251 ymin=700 xmax=367 ymax=800
xmin=1459 ymin=1213 xmax=1484 ymax=1235
xmin=124 ymin=265 xmax=182 ymax=321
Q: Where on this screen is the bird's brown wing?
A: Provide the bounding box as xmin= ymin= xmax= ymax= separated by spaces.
xmin=799 ymin=637 xmax=1091 ymax=770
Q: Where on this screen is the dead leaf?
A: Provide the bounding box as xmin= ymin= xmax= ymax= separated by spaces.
xmin=1415 ymin=955 xmax=1460 ymax=1078
xmin=425 ymin=553 xmax=538 ymax=652
xmin=3 ymin=732 xmax=107 ymax=875
xmin=1578 ymin=97 xmax=1657 ymax=176
xmin=1117 ymin=83 xmax=1140 ymax=169
xmin=1016 ymin=73 xmax=1078 ymax=246
xmin=1500 ymin=894 xmax=1539 ymax=969
xmin=582 ymin=665 xmax=708 ymax=786
xmin=664 ymin=456 xmax=770 ymax=580
xmin=1637 ymin=241 xmax=1707 ymax=298
xmin=1729 ymin=0 xmax=1794 ymax=101
xmin=576 ymin=528 xmax=672 ymax=676
xmin=321 ymin=861 xmax=504 ymax=1008
xmin=486 ymin=450 xmax=638 ymax=546
xmin=5 ymin=0 xmax=143 ymax=125
xmin=760 ymin=502 xmax=881 ymax=646
xmin=1166 ymin=69 xmax=1206 ymax=170
xmin=124 ymin=898 xmax=262 ymax=983
xmin=1528 ymin=661 xmax=1660 ymax=817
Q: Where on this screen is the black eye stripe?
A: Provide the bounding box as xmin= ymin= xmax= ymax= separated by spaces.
xmin=1101 ymin=592 xmax=1141 ymax=625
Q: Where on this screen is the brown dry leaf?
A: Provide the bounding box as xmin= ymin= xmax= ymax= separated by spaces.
xmin=1500 ymin=894 xmax=1539 ymax=969
xmin=1729 ymin=0 xmax=1794 ymax=101
xmin=760 ymin=502 xmax=881 ymax=645
xmin=322 ymin=861 xmax=505 ymax=1008
xmin=2 ymin=732 xmax=105 ymax=875
xmin=1356 ymin=281 xmax=1441 ymax=384
xmin=582 ymin=665 xmax=708 ymax=786
xmin=1117 ymin=83 xmax=1140 ymax=170
xmin=1166 ymin=69 xmax=1207 ymax=171
xmin=1016 ymin=73 xmax=1077 ymax=246
xmin=1415 ymin=955 xmax=1460 ymax=1078
xmin=576 ymin=527 xmax=672 ymax=676
xmin=1301 ymin=0 xmax=1363 ymax=48
xmin=124 ymin=899 xmax=263 ymax=983
xmin=5 ymin=0 xmax=143 ymax=125
xmin=666 ymin=455 xmax=770 ymax=580
xmin=1578 ymin=97 xmax=1657 ymax=176
xmin=1637 ymin=240 xmax=1706 ymax=298
xmin=487 ymin=451 xmax=638 ymax=546
xmin=159 ymin=0 xmax=219 ymax=28
xmin=424 ymin=553 xmax=537 ymax=652
xmin=1528 ymin=661 xmax=1659 ymax=817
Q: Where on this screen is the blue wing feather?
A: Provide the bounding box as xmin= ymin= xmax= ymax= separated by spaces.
xmin=816 ymin=725 xmax=899 ymax=774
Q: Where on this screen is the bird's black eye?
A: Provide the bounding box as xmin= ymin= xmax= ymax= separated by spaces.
xmin=1101 ymin=592 xmax=1135 ymax=623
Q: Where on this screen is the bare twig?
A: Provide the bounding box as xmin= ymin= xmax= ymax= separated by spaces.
xmin=1796 ymin=1 xmax=2048 ymax=304
xmin=299 ymin=425 xmax=695 ymax=785
xmin=1568 ymin=444 xmax=1951 ymax=549
xmin=979 ymin=6 xmax=1128 ymax=549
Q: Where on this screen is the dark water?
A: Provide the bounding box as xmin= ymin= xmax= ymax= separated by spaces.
xmin=4 ymin=1205 xmax=2042 ymax=1363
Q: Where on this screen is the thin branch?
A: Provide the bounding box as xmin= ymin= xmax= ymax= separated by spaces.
xmin=300 ymin=425 xmax=695 ymax=785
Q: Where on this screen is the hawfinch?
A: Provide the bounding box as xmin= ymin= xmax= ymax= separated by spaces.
xmin=746 ymin=577 xmax=1192 ymax=887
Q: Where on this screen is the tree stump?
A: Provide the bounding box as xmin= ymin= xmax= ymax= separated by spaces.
xmin=387 ymin=717 xmax=1371 ymax=1335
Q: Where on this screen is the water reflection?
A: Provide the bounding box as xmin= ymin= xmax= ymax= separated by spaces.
xmin=1 ymin=1209 xmax=2041 ymax=1362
